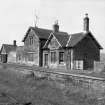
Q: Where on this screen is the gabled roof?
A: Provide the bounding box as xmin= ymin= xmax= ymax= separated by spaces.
xmin=44 ymin=31 xmax=102 ymax=49
xmin=22 ymin=26 xmax=102 ymax=49
xmin=1 ymin=44 xmax=17 ymax=54
xmin=43 ymin=32 xmax=69 ymax=49
xmin=22 ymin=27 xmax=52 ymax=42
xmin=54 ymin=32 xmax=69 ymax=47
xmin=67 ymin=32 xmax=103 ymax=49
xmin=67 ymin=32 xmax=85 ymax=47
xmin=22 ymin=26 xmax=68 ymax=42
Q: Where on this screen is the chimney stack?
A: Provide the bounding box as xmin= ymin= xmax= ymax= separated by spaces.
xmin=84 ymin=13 xmax=89 ymax=32
xmin=13 ymin=40 xmax=16 ymax=46
xmin=53 ymin=20 xmax=59 ymax=32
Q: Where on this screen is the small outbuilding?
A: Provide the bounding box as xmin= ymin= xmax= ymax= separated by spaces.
xmin=0 ymin=40 xmax=17 ymax=63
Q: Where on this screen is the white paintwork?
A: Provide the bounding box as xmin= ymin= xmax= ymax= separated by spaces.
xmin=8 ymin=51 xmax=16 ymax=63
xmin=1 ymin=46 xmax=6 ymax=54
xmin=71 ymin=49 xmax=74 ymax=70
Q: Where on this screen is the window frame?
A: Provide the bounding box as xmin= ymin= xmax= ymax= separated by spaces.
xmin=75 ymin=60 xmax=83 ymax=70
xmin=28 ymin=53 xmax=34 ymax=61
xmin=44 ymin=53 xmax=48 ymax=66
xmin=29 ymin=36 xmax=34 ymax=45
xmin=59 ymin=52 xmax=64 ymax=64
xmin=51 ymin=51 xmax=56 ymax=63
xmin=18 ymin=55 xmax=21 ymax=61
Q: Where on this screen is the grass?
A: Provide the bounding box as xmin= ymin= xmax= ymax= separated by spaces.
xmin=0 ymin=64 xmax=105 ymax=105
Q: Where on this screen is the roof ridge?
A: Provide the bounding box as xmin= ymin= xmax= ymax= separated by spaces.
xmin=32 ymin=26 xmax=68 ymax=34
xmin=31 ymin=26 xmax=52 ymax=31
xmin=70 ymin=32 xmax=84 ymax=35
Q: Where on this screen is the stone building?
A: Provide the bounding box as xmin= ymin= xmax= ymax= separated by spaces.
xmin=0 ymin=40 xmax=17 ymax=63
xmin=43 ymin=14 xmax=102 ymax=70
xmin=20 ymin=27 xmax=52 ymax=66
xmin=18 ymin=14 xmax=102 ymax=70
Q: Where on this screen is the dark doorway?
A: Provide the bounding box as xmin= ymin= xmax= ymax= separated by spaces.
xmin=1 ymin=54 xmax=7 ymax=63
xmin=83 ymin=53 xmax=93 ymax=70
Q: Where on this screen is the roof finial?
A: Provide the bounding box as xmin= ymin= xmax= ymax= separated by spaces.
xmin=55 ymin=20 xmax=58 ymax=25
xmin=85 ymin=13 xmax=88 ymax=17
xmin=34 ymin=10 xmax=39 ymax=27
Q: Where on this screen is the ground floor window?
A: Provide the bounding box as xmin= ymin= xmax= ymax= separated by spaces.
xmin=44 ymin=53 xmax=48 ymax=66
xmin=18 ymin=55 xmax=21 ymax=61
xmin=28 ymin=53 xmax=34 ymax=61
xmin=75 ymin=60 xmax=83 ymax=70
xmin=59 ymin=52 xmax=64 ymax=64
xmin=51 ymin=52 xmax=56 ymax=63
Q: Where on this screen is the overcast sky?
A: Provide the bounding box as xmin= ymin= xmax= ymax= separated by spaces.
xmin=0 ymin=0 xmax=105 ymax=52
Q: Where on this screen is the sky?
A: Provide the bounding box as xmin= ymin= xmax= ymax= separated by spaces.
xmin=0 ymin=0 xmax=105 ymax=52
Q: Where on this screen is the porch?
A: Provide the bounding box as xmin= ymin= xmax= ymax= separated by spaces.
xmin=43 ymin=49 xmax=67 ymax=69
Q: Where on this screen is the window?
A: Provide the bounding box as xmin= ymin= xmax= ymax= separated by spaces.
xmin=29 ymin=36 xmax=33 ymax=45
xmin=18 ymin=55 xmax=21 ymax=61
xmin=28 ymin=53 xmax=34 ymax=61
xmin=51 ymin=52 xmax=56 ymax=63
xmin=44 ymin=54 xmax=48 ymax=66
xmin=75 ymin=60 xmax=83 ymax=70
xmin=59 ymin=52 xmax=64 ymax=64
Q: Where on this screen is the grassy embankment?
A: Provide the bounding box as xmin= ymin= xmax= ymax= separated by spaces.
xmin=0 ymin=64 xmax=104 ymax=105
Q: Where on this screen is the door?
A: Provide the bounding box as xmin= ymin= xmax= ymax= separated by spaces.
xmin=44 ymin=54 xmax=48 ymax=66
xmin=83 ymin=53 xmax=93 ymax=70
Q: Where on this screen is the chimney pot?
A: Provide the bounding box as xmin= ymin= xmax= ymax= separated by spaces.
xmin=85 ymin=13 xmax=88 ymax=17
xmin=84 ymin=13 xmax=89 ymax=32
xmin=13 ymin=40 xmax=16 ymax=46
xmin=53 ymin=20 xmax=59 ymax=32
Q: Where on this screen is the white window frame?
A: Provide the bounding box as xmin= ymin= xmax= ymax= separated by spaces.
xmin=75 ymin=60 xmax=83 ymax=70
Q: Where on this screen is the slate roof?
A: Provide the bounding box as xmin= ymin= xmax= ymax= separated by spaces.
xmin=22 ymin=26 xmax=102 ymax=49
xmin=22 ymin=26 xmax=68 ymax=42
xmin=22 ymin=27 xmax=52 ymax=42
xmin=44 ymin=31 xmax=102 ymax=49
xmin=1 ymin=44 xmax=17 ymax=54
xmin=43 ymin=32 xmax=69 ymax=48
xmin=67 ymin=32 xmax=102 ymax=49
xmin=67 ymin=32 xmax=85 ymax=47
xmin=54 ymin=32 xmax=69 ymax=47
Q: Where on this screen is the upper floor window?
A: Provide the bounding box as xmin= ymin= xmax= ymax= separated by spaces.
xmin=29 ymin=36 xmax=34 ymax=45
xmin=59 ymin=52 xmax=64 ymax=64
